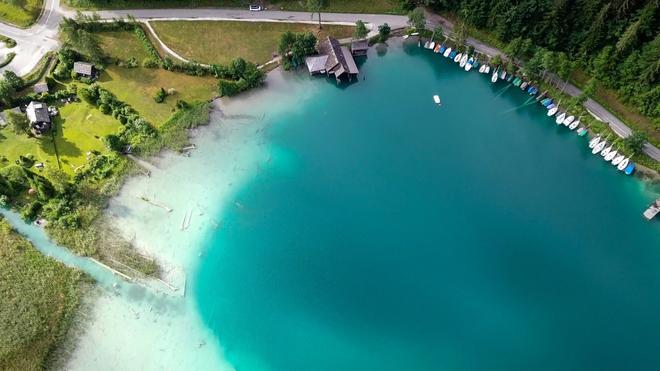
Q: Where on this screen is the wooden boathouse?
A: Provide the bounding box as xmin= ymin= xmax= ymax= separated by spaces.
xmin=305 ymin=36 xmax=359 ymax=83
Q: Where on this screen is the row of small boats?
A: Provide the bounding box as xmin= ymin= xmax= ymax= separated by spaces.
xmin=422 ymin=39 xmax=636 ymax=176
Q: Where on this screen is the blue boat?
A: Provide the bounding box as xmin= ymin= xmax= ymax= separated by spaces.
xmin=625 ymin=163 xmax=636 ymax=175
xmin=542 ymin=99 xmax=553 ymax=107
xmin=439 ymin=44 xmax=446 ymax=53
xmin=449 ymin=50 xmax=457 ymax=58
xmin=547 ymin=103 xmax=556 ymax=110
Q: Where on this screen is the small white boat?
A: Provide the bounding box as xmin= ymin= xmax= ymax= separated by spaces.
xmin=569 ymin=119 xmax=580 ymax=130
xmin=612 ymin=154 xmax=625 ymax=166
xmin=479 ymin=64 xmax=486 ymax=73
xmin=429 ymin=41 xmax=436 ymax=49
xmin=520 ymin=81 xmax=528 ymax=90
xmin=547 ymin=106 xmax=559 ymax=116
xmin=403 ymin=34 xmax=410 ymax=39
xmin=617 ymin=157 xmax=630 ymax=171
xmin=423 ymin=41 xmax=431 ymax=49
xmin=484 ymin=65 xmax=490 ymax=74
xmin=465 ymin=62 xmax=473 ymax=71
xmin=592 ymin=140 xmax=607 ymax=155
xmin=459 ymin=54 xmax=469 ymax=67
xmin=605 ymin=149 xmax=618 ymax=162
xmin=555 ymin=112 xmax=566 ymax=124
xmin=491 ymin=70 xmax=498 ymax=83
xmin=443 ymin=47 xmax=452 ymax=57
xmin=563 ymin=115 xmax=575 ymax=126
xmin=454 ymin=52 xmax=462 ymax=63
xmin=433 ymin=95 xmax=441 ymax=104
xmin=601 ymin=144 xmax=613 ymax=157
xmin=588 ymin=135 xmax=602 ymax=149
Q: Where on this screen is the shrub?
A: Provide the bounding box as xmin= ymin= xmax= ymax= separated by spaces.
xmin=153 ymin=87 xmax=167 ymax=103
xmin=142 ymin=57 xmax=159 ymax=68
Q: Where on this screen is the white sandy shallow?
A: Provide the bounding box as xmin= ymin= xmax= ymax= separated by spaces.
xmin=65 ymin=71 xmax=320 ymax=370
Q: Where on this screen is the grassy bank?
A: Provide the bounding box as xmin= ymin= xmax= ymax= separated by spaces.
xmin=151 ymin=21 xmax=355 ymax=65
xmin=0 ymin=0 xmax=42 ymax=27
xmin=0 ymin=219 xmax=86 ymax=370
xmin=64 ymin=0 xmax=402 ymax=13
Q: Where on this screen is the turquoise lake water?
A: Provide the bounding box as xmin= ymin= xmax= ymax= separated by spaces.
xmin=195 ymin=42 xmax=660 ymax=371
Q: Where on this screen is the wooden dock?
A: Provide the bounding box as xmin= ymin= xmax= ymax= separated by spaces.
xmin=643 ymin=199 xmax=660 ymax=221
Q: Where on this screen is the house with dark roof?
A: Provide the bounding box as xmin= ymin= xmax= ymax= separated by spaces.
xmin=73 ymin=61 xmax=95 ymax=77
xmin=305 ymin=37 xmax=359 ymax=83
xmin=26 ymin=101 xmax=51 ymax=135
xmin=351 ymin=40 xmax=369 ymax=57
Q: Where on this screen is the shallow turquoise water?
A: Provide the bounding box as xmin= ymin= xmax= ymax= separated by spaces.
xmin=195 ymin=42 xmax=660 ymax=371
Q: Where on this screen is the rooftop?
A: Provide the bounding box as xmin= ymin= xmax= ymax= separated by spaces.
xmin=73 ymin=61 xmax=94 ymax=76
xmin=26 ymin=101 xmax=50 ymax=124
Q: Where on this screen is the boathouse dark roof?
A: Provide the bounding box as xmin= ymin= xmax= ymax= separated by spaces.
xmin=306 ymin=36 xmax=359 ymax=80
xmin=73 ymin=61 xmax=94 ymax=76
xmin=351 ymin=39 xmax=369 ymax=56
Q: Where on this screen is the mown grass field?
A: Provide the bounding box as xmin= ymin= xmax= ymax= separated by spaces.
xmin=65 ymin=0 xmax=402 ymax=14
xmin=98 ymin=31 xmax=150 ymax=61
xmin=0 ymin=219 xmax=84 ymax=370
xmin=151 ymin=21 xmax=355 ymax=65
xmin=98 ymin=66 xmax=218 ymax=127
xmin=0 ymin=0 xmax=42 ymax=27
xmin=0 ymin=102 xmax=120 ymax=175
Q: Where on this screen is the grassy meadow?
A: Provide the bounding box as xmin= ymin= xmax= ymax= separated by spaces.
xmin=0 ymin=0 xmax=42 ymax=27
xmin=151 ymin=21 xmax=355 ymax=65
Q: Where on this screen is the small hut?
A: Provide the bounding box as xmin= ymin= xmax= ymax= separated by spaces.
xmin=351 ymin=40 xmax=369 ymax=57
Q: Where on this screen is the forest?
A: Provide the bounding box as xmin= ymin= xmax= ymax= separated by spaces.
xmin=410 ymin=0 xmax=659 ymax=123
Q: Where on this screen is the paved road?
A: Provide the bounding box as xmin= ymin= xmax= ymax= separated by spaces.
xmin=0 ymin=3 xmax=657 ymax=161
xmin=90 ymin=8 xmax=408 ymax=28
xmin=0 ymin=0 xmax=66 ymax=75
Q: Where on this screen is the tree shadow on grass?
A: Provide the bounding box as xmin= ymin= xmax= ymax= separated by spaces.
xmin=38 ymin=121 xmax=82 ymax=158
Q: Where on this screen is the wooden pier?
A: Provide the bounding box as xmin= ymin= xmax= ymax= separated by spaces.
xmin=643 ymin=199 xmax=660 ymax=221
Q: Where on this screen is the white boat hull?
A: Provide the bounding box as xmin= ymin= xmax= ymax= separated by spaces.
xmin=592 ymin=141 xmax=606 ymax=155
xmin=563 ymin=115 xmax=574 ymax=126
xmin=605 ymin=150 xmax=618 ymax=162
xmin=454 ymin=53 xmax=462 ymax=62
xmin=433 ymin=95 xmax=441 ymax=104
xmin=443 ymin=48 xmax=452 ymax=57
xmin=479 ymin=65 xmax=486 ymax=73
xmin=465 ymin=63 xmax=473 ymax=71
xmin=617 ymin=158 xmax=630 ymax=171
xmin=548 ymin=107 xmax=558 ymax=116
xmin=484 ymin=65 xmax=490 ymax=74
xmin=612 ymin=155 xmax=625 ymax=166
xmin=459 ymin=55 xmax=469 ymax=67
xmin=601 ymin=145 xmax=613 ymax=157
xmin=491 ymin=71 xmax=498 ymax=83
xmin=588 ymin=136 xmax=601 ymax=149
xmin=555 ymin=113 xmax=566 ymax=124
xmin=569 ymin=120 xmax=580 ymax=130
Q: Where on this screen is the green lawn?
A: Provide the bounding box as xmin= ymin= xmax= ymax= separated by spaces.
xmin=151 ymin=21 xmax=355 ymax=65
xmin=97 ymin=66 xmax=218 ymax=126
xmin=0 ymin=0 xmax=43 ymax=27
xmin=98 ymin=31 xmax=150 ymax=62
xmin=0 ymin=220 xmax=84 ymax=370
xmin=0 ymin=102 xmax=120 ymax=175
xmin=64 ymin=0 xmax=402 ymax=14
